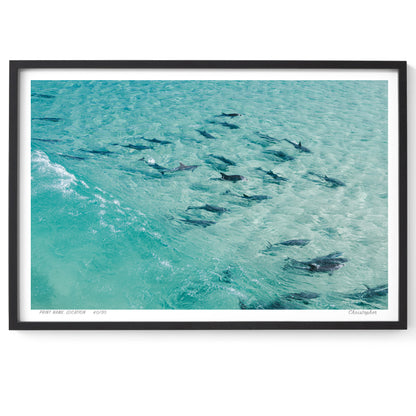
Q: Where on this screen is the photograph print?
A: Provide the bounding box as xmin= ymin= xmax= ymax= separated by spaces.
xmin=10 ymin=62 xmax=406 ymax=329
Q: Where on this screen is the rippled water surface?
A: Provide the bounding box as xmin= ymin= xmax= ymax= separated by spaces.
xmin=31 ymin=80 xmax=388 ymax=310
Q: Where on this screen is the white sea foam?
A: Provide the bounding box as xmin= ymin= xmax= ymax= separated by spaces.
xmin=32 ymin=150 xmax=77 ymax=195
xmin=95 ymin=194 xmax=107 ymax=203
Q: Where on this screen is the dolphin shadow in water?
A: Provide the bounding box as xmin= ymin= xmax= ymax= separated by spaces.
xmin=57 ymin=153 xmax=86 ymax=161
xmin=262 ymin=239 xmax=310 ymax=254
xmin=256 ymin=132 xmax=280 ymax=143
xmin=206 ymin=154 xmax=236 ymax=172
xmin=196 ymin=130 xmax=217 ymax=139
xmin=178 ymin=218 xmax=216 ymax=228
xmin=118 ymin=143 xmax=153 ymax=151
xmin=264 ymin=149 xmax=295 ymax=162
xmin=208 ymin=154 xmax=236 ymax=166
xmin=239 ymin=298 xmax=286 ymax=310
xmin=284 ymin=291 xmax=320 ymax=305
xmin=279 ymin=239 xmax=310 ymax=246
xmin=140 ymin=137 xmax=172 ymax=145
xmin=186 ymin=204 xmax=229 ymax=214
xmin=209 ymin=121 xmax=240 ymax=129
xmin=285 ymin=291 xmax=320 ymax=300
xmin=307 ymin=172 xmax=346 ymax=188
xmin=222 ymin=190 xmax=271 ymax=203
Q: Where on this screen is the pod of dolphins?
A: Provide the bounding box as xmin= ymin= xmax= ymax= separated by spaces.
xmin=32 ymin=103 xmax=387 ymax=310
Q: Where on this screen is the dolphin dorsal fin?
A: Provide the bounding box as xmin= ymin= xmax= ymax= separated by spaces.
xmin=363 ymin=284 xmax=371 ymax=290
xmin=179 ymin=162 xmax=185 ymax=167
xmin=220 ymin=172 xmax=226 ymax=177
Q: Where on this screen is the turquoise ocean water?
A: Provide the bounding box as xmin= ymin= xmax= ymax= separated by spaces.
xmin=31 ymin=80 xmax=388 ymax=310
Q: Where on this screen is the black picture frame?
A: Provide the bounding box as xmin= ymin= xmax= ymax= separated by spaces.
xmin=9 ymin=60 xmax=407 ymax=330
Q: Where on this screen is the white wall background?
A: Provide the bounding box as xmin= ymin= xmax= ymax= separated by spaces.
xmin=1 ymin=1 xmax=414 ymax=415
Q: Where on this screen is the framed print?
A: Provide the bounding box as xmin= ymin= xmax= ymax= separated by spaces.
xmin=9 ymin=60 xmax=407 ymax=330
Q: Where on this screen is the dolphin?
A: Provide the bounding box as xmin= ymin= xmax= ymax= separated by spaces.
xmin=58 ymin=154 xmax=86 ymax=161
xmin=256 ymin=167 xmax=288 ymax=182
xmin=121 ymin=144 xmax=153 ymax=151
xmin=209 ymin=154 xmax=236 ymax=166
xmin=285 ymin=291 xmax=320 ymax=301
xmin=241 ymin=194 xmax=271 ymax=201
xmin=256 ymin=132 xmax=280 ymax=143
xmin=308 ymin=172 xmax=346 ymax=187
xmin=239 ymin=298 xmax=285 ymax=310
xmin=310 ymin=254 xmax=347 ymax=265
xmin=264 ymin=150 xmax=295 ymax=162
xmin=346 ymin=284 xmax=388 ymax=300
xmin=216 ymin=112 xmax=242 ymax=118
xmin=222 ymin=190 xmax=270 ymax=201
xmin=32 ymin=117 xmax=62 ymax=122
xmin=265 ymin=170 xmax=287 ymax=182
xmin=284 ymin=139 xmax=312 ymax=153
xmin=219 ymin=172 xmax=246 ymax=182
xmin=186 ymin=204 xmax=229 ymax=213
xmin=141 ymin=138 xmax=172 ymax=145
xmin=179 ymin=218 xmax=216 ymax=227
xmin=31 ymin=93 xmax=55 ymax=99
xmin=80 ymin=149 xmax=114 ymax=155
xmin=139 ymin=158 xmax=169 ymax=172
xmin=308 ymin=252 xmax=348 ymax=265
xmin=322 ymin=175 xmax=346 ymax=187
xmin=308 ymin=262 xmax=345 ymax=273
xmin=32 ymin=138 xmax=61 ymax=143
xmin=287 ymin=252 xmax=348 ymax=274
xmin=163 ymin=162 xmax=199 ymax=173
xmin=196 ymin=130 xmax=217 ymax=139
xmin=279 ymin=239 xmax=311 ymax=246
xmin=262 ymin=239 xmax=310 ymax=254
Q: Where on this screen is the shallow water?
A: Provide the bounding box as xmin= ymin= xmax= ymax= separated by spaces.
xmin=31 ymin=80 xmax=388 ymax=310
